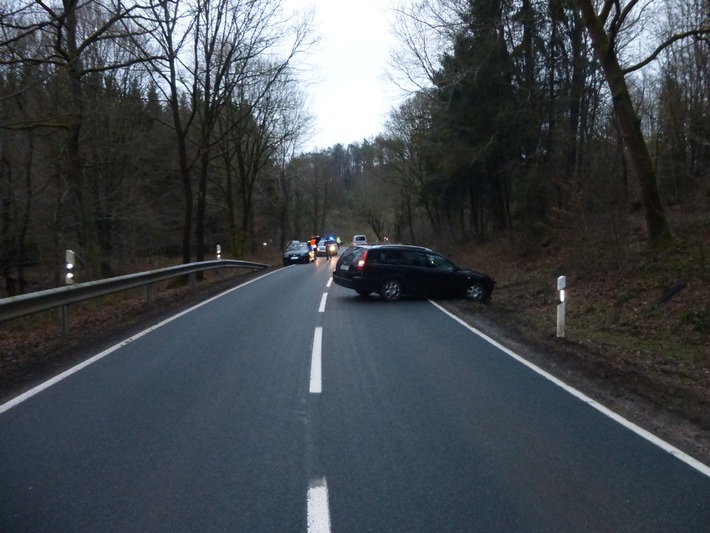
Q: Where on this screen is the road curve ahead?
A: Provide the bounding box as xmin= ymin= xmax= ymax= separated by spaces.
xmin=1 ymin=255 xmax=709 ymax=532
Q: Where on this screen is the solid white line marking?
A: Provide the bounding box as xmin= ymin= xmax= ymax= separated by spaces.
xmin=307 ymin=476 xmax=331 ymax=533
xmin=318 ymin=293 xmax=328 ymax=313
xmin=310 ymin=327 xmax=323 ymax=394
xmin=429 ymin=300 xmax=710 ymax=479
xmin=0 ymin=269 xmax=282 ymax=415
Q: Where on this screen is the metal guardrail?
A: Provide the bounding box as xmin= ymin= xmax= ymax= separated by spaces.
xmin=0 ymin=259 xmax=269 ymax=333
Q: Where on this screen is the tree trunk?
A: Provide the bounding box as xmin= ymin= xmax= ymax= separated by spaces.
xmin=576 ymin=0 xmax=672 ymax=248
xmin=567 ymin=8 xmax=585 ymax=181
xmin=197 ymin=150 xmax=209 ymax=261
xmin=64 ymin=1 xmax=100 ymax=278
xmin=172 ymin=115 xmax=193 ymax=265
xmin=195 ymin=150 xmax=208 ymax=280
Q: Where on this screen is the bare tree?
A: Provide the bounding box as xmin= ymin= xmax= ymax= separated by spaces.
xmin=384 ymin=92 xmax=441 ymax=241
xmin=575 ymin=0 xmax=709 ymax=247
xmin=134 ymin=0 xmax=198 ymax=264
xmin=194 ymin=0 xmax=314 ymax=261
xmin=0 ymin=127 xmax=34 ymax=295
xmin=136 ymin=0 xmax=314 ymax=262
xmin=260 ymin=87 xmax=314 ymax=249
xmin=389 ymin=0 xmax=468 ymax=95
xmin=218 ymin=75 xmax=285 ymax=256
xmin=652 ymin=0 xmax=710 ymax=200
xmin=0 ymin=0 xmax=155 ymax=277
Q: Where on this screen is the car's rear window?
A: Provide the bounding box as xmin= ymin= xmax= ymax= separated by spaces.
xmin=340 ymin=246 xmax=366 ymax=264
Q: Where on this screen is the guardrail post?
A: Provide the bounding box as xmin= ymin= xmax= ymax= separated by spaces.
xmin=146 ymin=283 xmax=153 ymax=306
xmin=60 ymin=305 xmax=69 ymax=337
xmin=557 ymin=275 xmax=566 ymax=338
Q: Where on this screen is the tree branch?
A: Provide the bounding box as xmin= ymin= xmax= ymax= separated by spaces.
xmin=618 ymin=0 xmax=641 ymax=29
xmin=623 ymin=29 xmax=710 ymax=74
xmin=599 ymin=0 xmax=614 ymax=26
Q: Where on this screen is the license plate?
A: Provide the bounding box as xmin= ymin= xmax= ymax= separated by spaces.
xmin=340 ymin=264 xmax=349 ymax=271
xmin=291 ymin=256 xmax=298 ymax=260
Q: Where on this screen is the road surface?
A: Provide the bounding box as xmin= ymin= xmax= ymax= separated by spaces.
xmin=2 ymin=255 xmax=709 ymax=531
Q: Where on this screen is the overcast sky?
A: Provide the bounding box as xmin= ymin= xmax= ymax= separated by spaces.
xmin=284 ymin=0 xmax=403 ymax=152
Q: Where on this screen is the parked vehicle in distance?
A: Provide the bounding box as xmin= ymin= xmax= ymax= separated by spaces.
xmin=352 ymin=234 xmax=367 ymax=246
xmin=332 ymin=244 xmax=495 ymax=302
xmin=283 ymin=241 xmax=315 ymax=265
xmin=316 ymin=238 xmax=338 ymax=257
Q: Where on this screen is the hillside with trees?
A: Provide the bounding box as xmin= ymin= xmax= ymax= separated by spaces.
xmin=2 ymin=0 xmax=708 ymax=292
xmin=0 ymin=0 xmax=317 ymax=289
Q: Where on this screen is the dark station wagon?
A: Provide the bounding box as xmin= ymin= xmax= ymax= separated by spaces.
xmin=332 ymin=244 xmax=495 ymax=302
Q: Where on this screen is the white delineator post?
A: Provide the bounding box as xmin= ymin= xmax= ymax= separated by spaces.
xmin=65 ymin=249 xmax=75 ymax=285
xmin=557 ymin=275 xmax=566 ymax=338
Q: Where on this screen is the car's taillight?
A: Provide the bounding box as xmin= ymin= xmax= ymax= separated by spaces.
xmin=355 ymin=250 xmax=368 ymax=271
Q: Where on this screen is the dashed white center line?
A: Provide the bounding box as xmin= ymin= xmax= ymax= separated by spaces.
xmin=310 ymin=327 xmax=323 ymax=394
xmin=307 ymin=476 xmax=332 ymax=533
xmin=307 ymin=281 xmax=333 ymax=531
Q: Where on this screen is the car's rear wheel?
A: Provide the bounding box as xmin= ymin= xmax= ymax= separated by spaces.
xmin=379 ymin=279 xmax=402 ymax=302
xmin=465 ymin=282 xmax=485 ymax=301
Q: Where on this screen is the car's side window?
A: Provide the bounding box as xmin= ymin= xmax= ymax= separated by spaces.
xmin=401 ymin=251 xmax=426 ymax=267
xmin=415 ymin=252 xmax=429 ymax=267
xmin=389 ymin=251 xmax=404 ymax=265
xmin=369 ymin=250 xmax=382 ymax=263
xmin=370 ymin=250 xmax=402 ymax=265
xmin=427 ymin=253 xmax=455 ymax=272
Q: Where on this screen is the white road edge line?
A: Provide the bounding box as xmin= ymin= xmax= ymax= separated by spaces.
xmin=0 ymin=269 xmax=282 ymax=415
xmin=430 ymin=300 xmax=710 ymax=479
xmin=310 ymin=327 xmax=323 ymax=394
xmin=307 ymin=476 xmax=332 ymax=533
xmin=318 ymin=293 xmax=328 ymax=313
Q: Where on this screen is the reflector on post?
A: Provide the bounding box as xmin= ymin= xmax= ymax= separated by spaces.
xmin=65 ymin=250 xmax=76 ymax=285
xmin=557 ymin=276 xmax=566 ymax=337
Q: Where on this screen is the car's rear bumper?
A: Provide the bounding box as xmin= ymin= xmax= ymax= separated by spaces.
xmin=332 ymin=273 xmax=377 ymax=293
xmin=284 ymin=256 xmax=310 ymax=264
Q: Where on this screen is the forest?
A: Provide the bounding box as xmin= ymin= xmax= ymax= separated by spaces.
xmin=1 ymin=0 xmax=708 ymax=297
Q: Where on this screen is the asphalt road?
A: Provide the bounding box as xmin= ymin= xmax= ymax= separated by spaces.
xmin=1 ymin=254 xmax=709 ymax=532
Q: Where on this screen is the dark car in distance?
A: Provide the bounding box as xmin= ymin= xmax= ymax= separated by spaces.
xmin=283 ymin=241 xmax=315 ymax=265
xmin=332 ymin=244 xmax=495 ymax=302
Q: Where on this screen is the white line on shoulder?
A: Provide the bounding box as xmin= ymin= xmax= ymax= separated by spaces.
xmin=430 ymin=300 xmax=710 ymax=479
xmin=0 ymin=269 xmax=281 ymax=414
